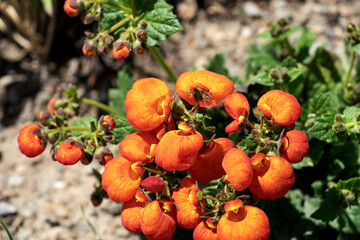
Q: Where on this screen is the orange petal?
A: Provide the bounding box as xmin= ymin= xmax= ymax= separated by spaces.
xmin=225 ymin=119 xmax=243 ymax=133
xmin=280 ymin=130 xmax=309 ymax=164
xmin=249 ymin=156 xmax=295 ymax=199
xmin=63 ymin=0 xmax=78 ymax=17
xmin=257 ymin=90 xmax=302 ymax=125
xmin=189 ymin=138 xmax=234 ymax=183
xmin=118 ymin=132 xmax=159 ymax=164
xmin=217 ymin=203 xmax=270 ymax=240
xmin=125 ymin=78 xmax=173 ymax=131
xmin=224 ymin=92 xmax=250 ymax=119
xmin=121 ymin=190 xmax=149 ymax=233
xmin=222 ymin=148 xmax=253 ymax=191
xmin=193 ymin=219 xmax=218 ymax=240
xmin=149 ymin=117 xmax=176 ymax=140
xmin=155 ymin=123 xmax=203 ymax=171
xmin=56 ymin=141 xmax=84 ymax=165
xmin=172 ymin=178 xmax=205 ymax=229
xmin=18 ymin=123 xmax=46 ymax=158
xmin=141 ymin=200 xmax=177 ymax=240
xmin=101 ymin=157 xmax=143 ymax=202
xmin=176 ymin=70 xmax=234 ymax=107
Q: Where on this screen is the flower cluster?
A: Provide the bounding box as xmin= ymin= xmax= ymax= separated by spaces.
xmin=18 ymin=68 xmax=309 ymax=239
xmin=63 ymin=0 xmax=148 ymax=60
xmin=99 ymin=70 xmax=308 ymax=240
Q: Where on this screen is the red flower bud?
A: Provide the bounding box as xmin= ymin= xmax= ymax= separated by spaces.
xmin=100 ymin=115 xmax=116 ymax=131
xmin=56 ymin=140 xmax=84 ymax=165
xmin=280 ymin=130 xmax=309 ymax=163
xmin=82 ymin=42 xmax=96 ymax=58
xmin=176 ymin=70 xmax=234 ymax=107
xmin=140 ymin=176 xmax=165 ymax=193
xmin=63 ymin=0 xmax=78 ymax=17
xmin=18 ymin=123 xmax=46 ymax=158
xmin=47 ymin=97 xmax=57 ymax=114
xmin=257 ymin=90 xmax=302 ymax=125
xmin=112 ymin=42 xmax=131 ymax=61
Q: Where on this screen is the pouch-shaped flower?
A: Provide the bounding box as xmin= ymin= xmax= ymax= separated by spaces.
xmin=125 ymin=78 xmax=173 ymax=131
xmin=121 ymin=190 xmax=149 ymax=233
xmin=280 ymin=130 xmax=309 ymax=163
xmin=193 ymin=219 xmax=218 ymax=240
xmin=222 ymin=148 xmax=253 ymax=191
xmin=249 ymin=154 xmax=295 ymax=199
xmin=118 ymin=132 xmax=158 ymax=164
xmin=141 ymin=199 xmax=177 ymax=240
xmin=217 ymin=199 xmax=270 ymax=240
xmin=172 ymin=178 xmax=205 ymax=229
xmin=189 ymin=138 xmax=234 ymax=183
xmin=257 ymin=90 xmax=302 ymax=125
xmin=56 ymin=140 xmax=84 ymax=165
xmin=155 ymin=122 xmax=203 ymax=171
xmin=101 ymin=157 xmax=143 ymax=202
xmin=224 ymin=92 xmax=250 ymax=133
xmin=176 ymin=70 xmax=234 ymax=107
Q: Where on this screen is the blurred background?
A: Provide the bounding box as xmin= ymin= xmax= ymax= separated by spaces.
xmin=0 ymin=0 xmax=359 ymax=239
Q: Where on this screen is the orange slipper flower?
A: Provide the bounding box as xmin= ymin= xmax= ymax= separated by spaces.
xmin=249 ymin=154 xmax=295 ymax=199
xmin=18 ymin=123 xmax=46 ymax=158
xmin=101 ymin=157 xmax=143 ymax=202
xmin=155 ymin=122 xmax=203 ymax=171
xmin=224 ymin=92 xmax=251 ymax=133
xmin=193 ymin=219 xmax=218 ymax=240
xmin=118 ymin=132 xmax=158 ymax=164
xmin=257 ymin=90 xmax=302 ymax=125
xmin=100 ymin=115 xmax=116 ymax=131
xmin=63 ymin=0 xmax=78 ymax=17
xmin=217 ymin=199 xmax=270 ymax=240
xmin=112 ymin=42 xmax=131 ymax=61
xmin=141 ymin=199 xmax=177 ymax=240
xmin=141 ymin=176 xmax=165 ymax=193
xmin=222 ymin=148 xmax=253 ymax=191
xmin=280 ymin=130 xmax=309 ymax=164
xmin=172 ymin=178 xmax=205 ymax=229
xmin=56 ymin=139 xmax=84 ymax=165
xmin=176 ymin=70 xmax=234 ymax=107
xmin=121 ymin=190 xmax=149 ymax=233
xmin=189 ymin=138 xmax=234 ymax=183
xmin=125 ymin=78 xmax=173 ymax=131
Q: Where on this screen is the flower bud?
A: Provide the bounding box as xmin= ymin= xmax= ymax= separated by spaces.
xmin=82 ymin=41 xmax=96 ymax=58
xmin=18 ymin=123 xmax=47 ymax=158
xmin=63 ymin=0 xmax=78 ymax=17
xmin=112 ymin=41 xmax=131 ymax=61
xmin=138 ymin=20 xmax=148 ymax=29
xmin=133 ymin=41 xmax=146 ymax=55
xmin=141 ymin=176 xmax=165 ymax=193
xmin=137 ymin=30 xmax=148 ymax=42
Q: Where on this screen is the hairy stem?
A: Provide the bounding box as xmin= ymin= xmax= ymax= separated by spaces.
xmin=148 ymin=46 xmax=178 ymax=83
xmin=80 ymin=98 xmax=125 ymax=118
xmin=86 ymin=0 xmax=132 ymax=13
xmin=343 ymin=51 xmax=356 ymax=89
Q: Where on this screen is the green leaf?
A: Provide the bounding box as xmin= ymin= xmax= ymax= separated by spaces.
xmin=203 ymin=52 xmax=230 ymax=78
xmin=343 ymin=104 xmax=360 ymax=136
xmin=144 ymin=0 xmax=182 ymax=47
xmin=307 ymin=115 xmax=345 ymax=145
xmin=336 ymin=177 xmax=360 ymax=200
xmin=329 ymin=205 xmax=360 ymax=235
xmin=288 ymin=68 xmax=303 ymax=82
xmin=100 ymin=5 xmax=127 ymax=32
xmin=302 ymin=93 xmax=334 ymax=121
xmin=295 ymin=28 xmax=315 ymax=62
xmin=41 ymin=0 xmax=53 ymax=16
xmin=111 ymin=116 xmax=136 ymax=144
xmin=349 ymin=43 xmax=360 ymax=55
xmin=108 ymin=64 xmax=134 ymax=116
xmin=245 ymin=53 xmax=280 ymax=77
xmin=311 ymin=188 xmax=345 ymax=221
xmin=70 ymin=115 xmax=97 ymax=137
xmin=281 ymin=56 xmax=297 ymax=68
xmin=250 ymin=70 xmax=274 ymax=86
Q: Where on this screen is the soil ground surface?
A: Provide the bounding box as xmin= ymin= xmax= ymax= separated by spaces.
xmin=1 ymin=0 xmax=360 ymax=239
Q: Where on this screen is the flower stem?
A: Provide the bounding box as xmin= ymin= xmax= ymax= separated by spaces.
xmin=346 ymin=121 xmax=360 ymax=128
xmin=131 ymin=0 xmax=137 ymax=17
xmin=343 ymin=51 xmax=356 ymax=89
xmin=80 ymin=98 xmax=125 ymax=118
xmin=47 ymin=126 xmax=92 ymax=134
xmin=148 ymin=46 xmax=178 ymax=83
xmin=107 ymin=15 xmax=132 ymax=35
xmin=86 ymin=0 xmax=132 ymax=13
xmin=0 ymin=219 xmax=13 ymax=240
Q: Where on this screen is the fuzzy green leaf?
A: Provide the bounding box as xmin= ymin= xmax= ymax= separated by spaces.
xmin=70 ymin=115 xmax=97 ymax=137
xmin=108 ymin=65 xmax=134 ymax=116
xmin=99 ymin=5 xmax=128 ymax=31
xmin=111 ymin=116 xmax=136 ymax=144
xmin=250 ymin=71 xmax=274 ymax=86
xmin=144 ymin=0 xmax=182 ymax=47
xmin=311 ymin=188 xmax=345 ymax=221
xmin=204 ymin=52 xmax=230 ymax=78
xmin=295 ymin=28 xmax=315 ymax=61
